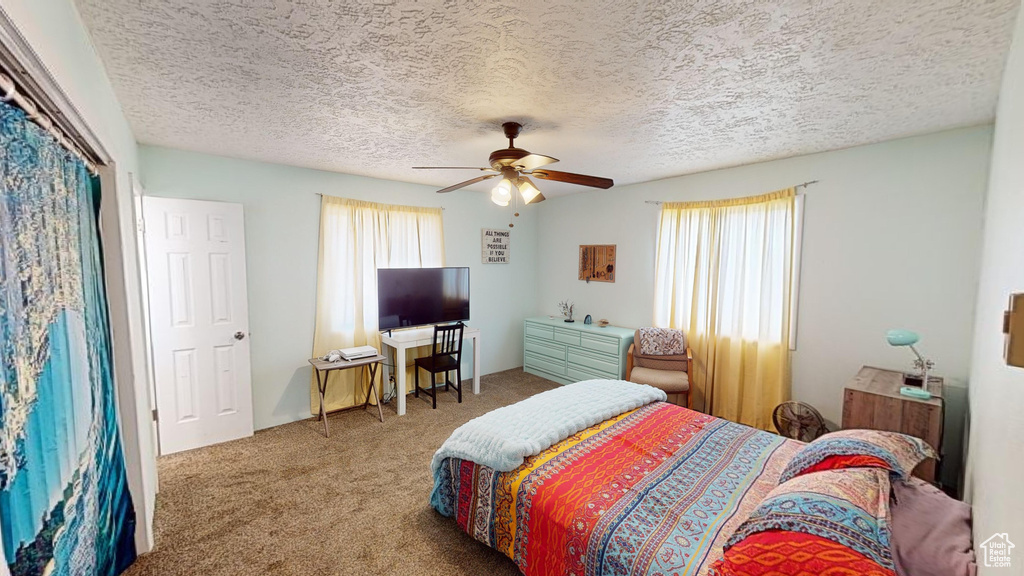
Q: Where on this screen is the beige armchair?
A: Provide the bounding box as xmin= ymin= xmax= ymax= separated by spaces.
xmin=626 ymin=329 xmax=693 ymax=409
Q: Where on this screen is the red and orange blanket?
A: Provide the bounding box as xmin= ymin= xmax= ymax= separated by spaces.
xmin=433 ymin=402 xmax=801 ymax=576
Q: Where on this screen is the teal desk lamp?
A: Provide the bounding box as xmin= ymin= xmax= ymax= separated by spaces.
xmin=886 ymin=329 xmax=934 ymax=387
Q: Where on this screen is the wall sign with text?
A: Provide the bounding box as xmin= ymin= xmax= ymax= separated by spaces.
xmin=482 ymin=228 xmax=510 ymax=263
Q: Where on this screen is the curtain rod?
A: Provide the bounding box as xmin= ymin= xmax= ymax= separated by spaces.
xmin=644 ymin=180 xmax=819 ymax=206
xmin=0 ymin=71 xmax=98 ymax=174
xmin=314 ymin=192 xmax=445 ymax=210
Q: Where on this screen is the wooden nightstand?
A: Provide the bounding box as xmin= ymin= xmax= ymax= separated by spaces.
xmin=841 ymin=366 xmax=943 ymax=482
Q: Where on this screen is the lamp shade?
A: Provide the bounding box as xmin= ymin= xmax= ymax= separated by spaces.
xmin=886 ymin=329 xmax=920 ymax=347
xmin=491 ymin=178 xmax=512 ymax=206
xmin=516 ymin=176 xmax=542 ymax=204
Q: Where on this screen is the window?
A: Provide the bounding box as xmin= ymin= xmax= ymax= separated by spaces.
xmin=311 ymin=196 xmax=444 ymax=410
xmin=653 ymin=189 xmax=800 ymax=428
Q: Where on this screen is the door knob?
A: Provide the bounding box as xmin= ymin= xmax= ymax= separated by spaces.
xmin=234 ymin=331 xmax=246 ymax=340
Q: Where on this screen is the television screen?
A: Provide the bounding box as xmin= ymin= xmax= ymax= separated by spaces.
xmin=377 ymin=267 xmax=470 ymax=330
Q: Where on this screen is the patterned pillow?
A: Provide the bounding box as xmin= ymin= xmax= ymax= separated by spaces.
xmin=778 ymin=429 xmax=937 ymax=483
xmin=710 ymin=468 xmax=896 ymax=576
xmin=637 ymin=327 xmax=686 ymax=355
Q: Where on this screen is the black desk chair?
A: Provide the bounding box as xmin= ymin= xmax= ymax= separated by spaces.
xmin=414 ymin=322 xmax=465 ymax=409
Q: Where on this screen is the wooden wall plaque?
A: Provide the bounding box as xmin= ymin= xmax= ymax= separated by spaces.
xmin=1006 ymin=293 xmax=1024 ymax=368
xmin=579 ymin=244 xmax=616 ymax=283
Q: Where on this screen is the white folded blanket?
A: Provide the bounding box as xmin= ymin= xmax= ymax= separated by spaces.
xmin=430 ymin=379 xmax=667 ymax=476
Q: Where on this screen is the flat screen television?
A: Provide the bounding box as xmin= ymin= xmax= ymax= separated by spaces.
xmin=377 ymin=267 xmax=470 ymax=331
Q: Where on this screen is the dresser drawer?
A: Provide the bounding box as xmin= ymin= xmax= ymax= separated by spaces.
xmin=568 ymin=347 xmax=620 ymax=378
xmin=525 ymin=323 xmax=554 ymax=341
xmin=581 ymin=332 xmax=619 ymax=355
xmin=553 ymin=327 xmax=581 ymax=346
xmin=568 ymin=364 xmax=616 ymax=382
xmin=525 ymin=352 xmax=567 ymax=376
xmin=525 ymin=337 xmax=566 ymax=361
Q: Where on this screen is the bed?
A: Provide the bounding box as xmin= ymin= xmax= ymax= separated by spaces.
xmin=429 ymin=380 xmax=974 ymax=576
xmin=430 ymin=386 xmax=801 ymax=576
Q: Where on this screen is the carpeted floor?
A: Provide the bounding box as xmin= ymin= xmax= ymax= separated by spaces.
xmin=125 ymin=368 xmax=558 ymax=576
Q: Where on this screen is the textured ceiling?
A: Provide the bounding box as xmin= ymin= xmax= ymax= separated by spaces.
xmin=76 ymin=0 xmax=1020 ymax=196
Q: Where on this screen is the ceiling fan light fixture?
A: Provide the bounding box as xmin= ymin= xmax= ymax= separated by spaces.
xmin=417 ymin=122 xmax=613 ymax=197
xmin=516 ymin=176 xmax=542 ymax=204
xmin=491 ymin=177 xmax=512 ymax=206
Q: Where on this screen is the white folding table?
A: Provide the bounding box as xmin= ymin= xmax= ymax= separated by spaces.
xmin=307 ymin=353 xmax=386 ymax=437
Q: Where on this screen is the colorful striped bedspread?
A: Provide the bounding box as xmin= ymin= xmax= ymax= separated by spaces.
xmin=432 ymin=402 xmax=801 ymax=576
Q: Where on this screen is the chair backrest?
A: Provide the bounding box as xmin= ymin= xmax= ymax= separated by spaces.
xmin=632 ymin=328 xmax=688 ymax=371
xmin=432 ymin=322 xmax=464 ymax=359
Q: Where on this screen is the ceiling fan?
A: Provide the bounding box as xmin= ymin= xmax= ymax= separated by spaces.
xmin=414 ymin=122 xmax=614 ymax=208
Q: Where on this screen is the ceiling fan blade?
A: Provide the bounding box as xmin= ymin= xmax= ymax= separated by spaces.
xmin=512 ymin=154 xmax=559 ymax=171
xmin=436 ymin=174 xmax=498 ymax=194
xmin=530 ymin=169 xmax=614 ymax=189
xmin=413 ymin=166 xmax=495 ymax=171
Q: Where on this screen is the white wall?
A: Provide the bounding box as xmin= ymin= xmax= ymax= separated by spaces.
xmin=966 ymin=6 xmax=1024 ymax=572
xmin=537 ymin=126 xmax=991 ymax=483
xmin=138 ymin=145 xmax=539 ymax=430
xmin=0 ymin=0 xmax=156 ymax=553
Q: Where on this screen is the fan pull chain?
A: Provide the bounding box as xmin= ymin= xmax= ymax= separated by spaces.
xmin=509 ymin=182 xmax=520 ymax=228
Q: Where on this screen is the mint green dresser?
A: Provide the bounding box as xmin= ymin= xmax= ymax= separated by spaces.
xmin=523 ymin=317 xmax=635 ymax=385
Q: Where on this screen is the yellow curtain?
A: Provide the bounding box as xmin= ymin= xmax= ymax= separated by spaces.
xmin=653 ymin=189 xmax=797 ymax=429
xmin=310 ymin=196 xmax=445 ymax=414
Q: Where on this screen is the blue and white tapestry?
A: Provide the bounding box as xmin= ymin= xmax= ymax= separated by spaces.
xmin=0 ymin=100 xmax=136 ymax=575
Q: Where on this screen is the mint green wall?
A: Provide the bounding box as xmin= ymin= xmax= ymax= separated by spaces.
xmin=139 ymin=145 xmax=539 ymax=430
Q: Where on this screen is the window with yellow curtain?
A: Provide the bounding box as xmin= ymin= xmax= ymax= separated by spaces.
xmin=311 ymin=196 xmax=445 ymax=415
xmin=653 ymin=189 xmax=799 ymax=430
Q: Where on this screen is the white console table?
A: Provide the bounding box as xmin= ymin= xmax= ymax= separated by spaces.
xmin=380 ymin=326 xmax=481 ymax=415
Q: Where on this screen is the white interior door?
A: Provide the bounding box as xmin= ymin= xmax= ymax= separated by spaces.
xmin=142 ymin=197 xmax=254 ymax=455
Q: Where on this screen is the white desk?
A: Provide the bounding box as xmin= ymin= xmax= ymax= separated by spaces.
xmin=380 ymin=326 xmax=481 ymax=415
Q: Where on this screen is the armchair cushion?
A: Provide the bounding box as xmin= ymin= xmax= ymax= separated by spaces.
xmin=629 ymin=366 xmax=690 ymax=393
